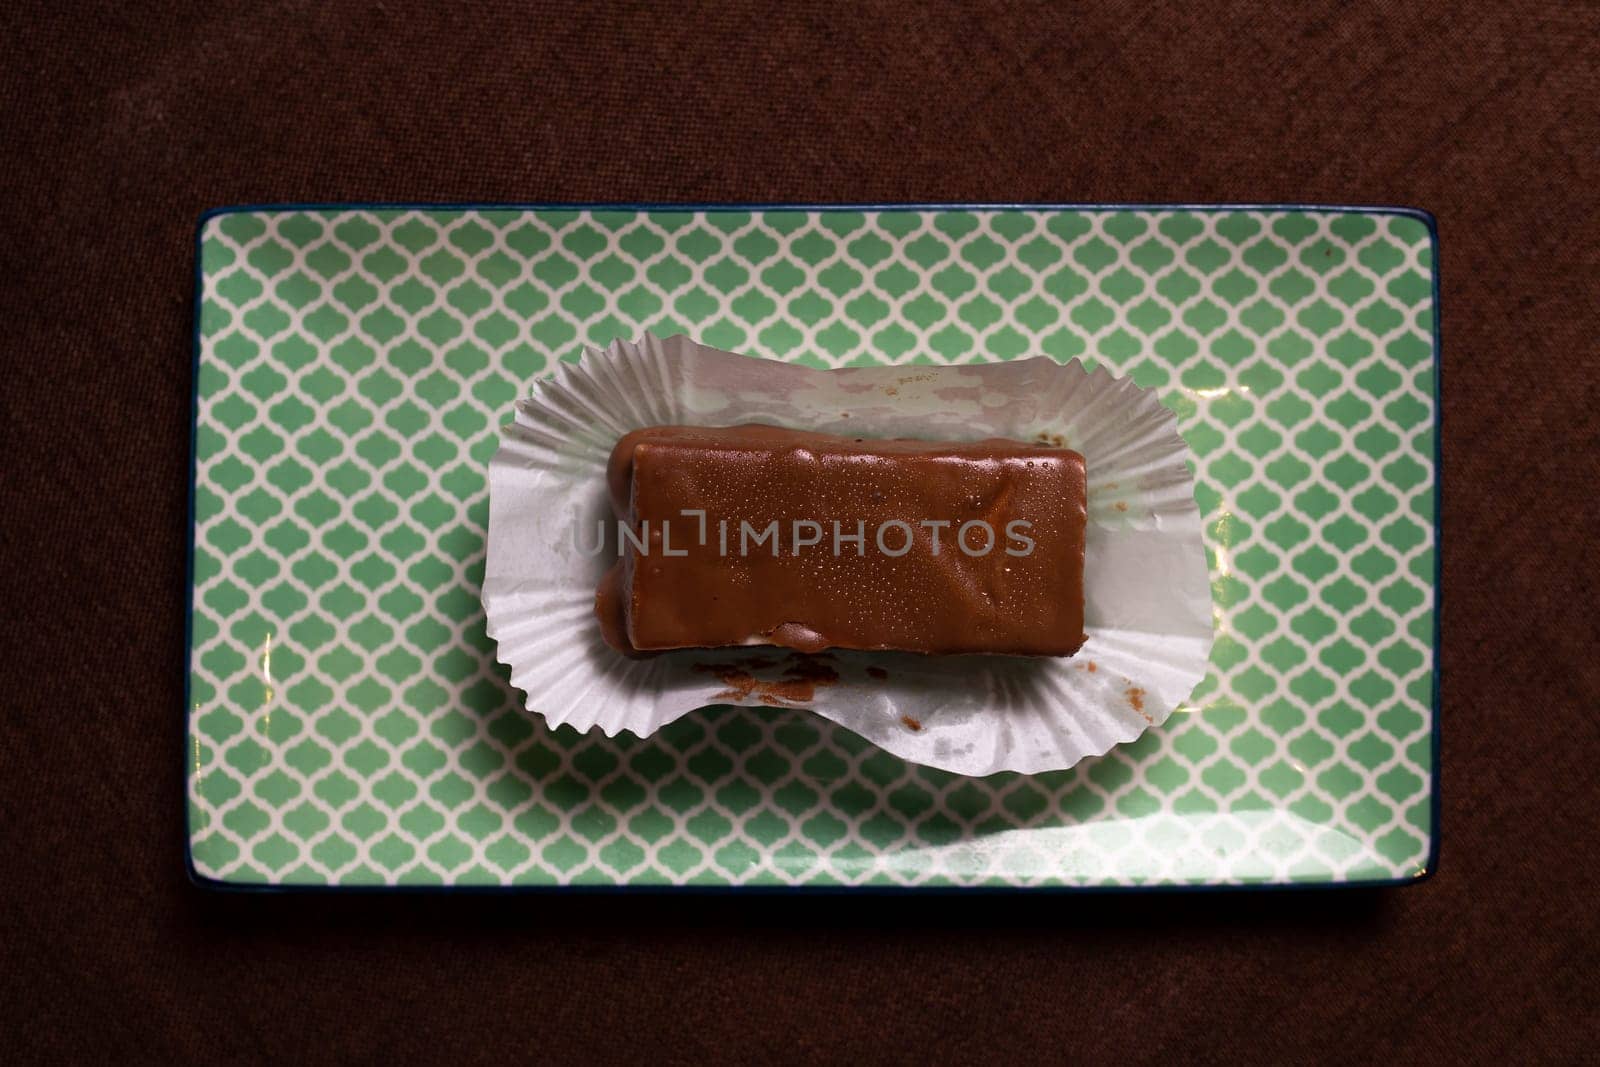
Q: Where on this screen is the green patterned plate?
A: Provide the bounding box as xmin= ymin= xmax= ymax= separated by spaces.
xmin=187 ymin=204 xmax=1439 ymax=889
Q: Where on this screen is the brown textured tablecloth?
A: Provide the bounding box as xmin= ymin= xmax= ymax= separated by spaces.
xmin=4 ymin=1 xmax=1598 ymax=1062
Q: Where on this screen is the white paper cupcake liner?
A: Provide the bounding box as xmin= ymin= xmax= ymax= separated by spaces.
xmin=483 ymin=334 xmax=1213 ymax=775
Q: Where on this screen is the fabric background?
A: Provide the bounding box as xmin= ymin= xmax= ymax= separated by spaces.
xmin=3 ymin=1 xmax=1597 ymax=1062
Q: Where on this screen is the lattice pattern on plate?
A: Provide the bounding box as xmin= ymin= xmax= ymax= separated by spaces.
xmin=188 ymin=206 xmax=1437 ymax=887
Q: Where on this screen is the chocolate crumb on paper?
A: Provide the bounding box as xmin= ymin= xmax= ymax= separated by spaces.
xmin=1125 ymin=685 xmax=1150 ymax=722
xmin=900 ymin=714 xmax=923 ymax=732
xmin=694 ymin=654 xmax=839 ymax=705
xmin=693 ymin=662 xmax=760 ymax=701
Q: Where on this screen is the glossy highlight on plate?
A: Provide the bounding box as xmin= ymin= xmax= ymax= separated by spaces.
xmin=187 ymin=205 xmax=1438 ymax=890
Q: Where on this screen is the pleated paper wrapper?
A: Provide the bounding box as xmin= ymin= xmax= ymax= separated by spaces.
xmin=483 ymin=335 xmax=1213 ymax=775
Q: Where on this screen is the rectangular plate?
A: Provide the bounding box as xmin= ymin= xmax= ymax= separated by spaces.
xmin=187 ymin=205 xmax=1439 ymax=890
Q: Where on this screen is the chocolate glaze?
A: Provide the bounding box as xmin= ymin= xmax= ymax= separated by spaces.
xmin=595 ymin=424 xmax=1087 ymax=656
